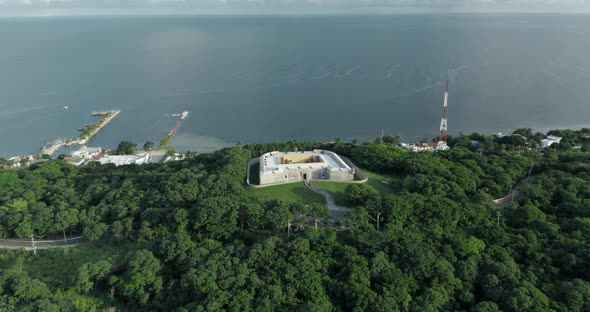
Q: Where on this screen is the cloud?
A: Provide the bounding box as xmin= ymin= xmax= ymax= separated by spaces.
xmin=1 ymin=0 xmax=589 ymax=13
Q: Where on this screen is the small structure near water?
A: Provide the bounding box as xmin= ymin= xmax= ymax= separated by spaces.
xmin=98 ymin=154 xmax=150 ymax=166
xmin=64 ymin=146 xmax=105 ymax=166
xmin=254 ymin=150 xmax=357 ymax=186
xmin=401 ymin=141 xmax=450 ymax=152
xmin=541 ymin=135 xmax=562 ymax=149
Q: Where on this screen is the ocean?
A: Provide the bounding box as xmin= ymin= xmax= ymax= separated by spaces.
xmin=1 ymin=14 xmax=590 ymax=157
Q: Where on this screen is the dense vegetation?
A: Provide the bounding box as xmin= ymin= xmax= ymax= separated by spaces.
xmin=0 ymin=128 xmax=589 ymax=311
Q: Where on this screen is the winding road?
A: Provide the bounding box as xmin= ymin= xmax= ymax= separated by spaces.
xmin=0 ymin=236 xmax=87 ymax=250
xmin=493 ymin=176 xmax=537 ymax=207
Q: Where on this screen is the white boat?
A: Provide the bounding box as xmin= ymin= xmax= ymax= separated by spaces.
xmin=64 ymin=106 xmax=69 ymax=110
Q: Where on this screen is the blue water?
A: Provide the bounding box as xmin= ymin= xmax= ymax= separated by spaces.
xmin=1 ymin=14 xmax=590 ymax=157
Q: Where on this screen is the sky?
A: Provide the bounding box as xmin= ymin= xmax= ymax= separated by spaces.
xmin=0 ymin=0 xmax=590 ymax=15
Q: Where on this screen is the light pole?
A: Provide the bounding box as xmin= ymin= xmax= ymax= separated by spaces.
xmin=31 ymin=234 xmax=37 ymax=255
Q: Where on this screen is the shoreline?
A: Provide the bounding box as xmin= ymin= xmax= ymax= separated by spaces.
xmin=40 ymin=110 xmax=120 ymax=156
xmin=3 ymin=123 xmax=589 ymax=160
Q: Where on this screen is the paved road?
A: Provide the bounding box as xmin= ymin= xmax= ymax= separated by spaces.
xmin=493 ymin=176 xmax=537 ymax=207
xmin=305 ymin=181 xmax=353 ymax=222
xmin=0 ymin=236 xmax=87 ymax=250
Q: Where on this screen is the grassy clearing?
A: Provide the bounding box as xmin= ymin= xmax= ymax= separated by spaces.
xmin=249 ymin=182 xmax=325 ymax=205
xmin=312 ymin=181 xmax=350 ymax=206
xmin=366 ymin=171 xmax=404 ymax=194
xmin=313 ymin=171 xmax=404 ymax=206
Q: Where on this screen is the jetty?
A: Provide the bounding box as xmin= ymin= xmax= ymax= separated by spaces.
xmin=160 ymin=111 xmax=188 ymax=147
xmin=41 ymin=110 xmax=120 ymax=156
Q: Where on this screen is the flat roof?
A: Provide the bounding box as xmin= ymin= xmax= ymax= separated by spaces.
xmin=99 ymin=154 xmax=149 ymax=166
xmin=260 ymin=150 xmax=351 ymax=175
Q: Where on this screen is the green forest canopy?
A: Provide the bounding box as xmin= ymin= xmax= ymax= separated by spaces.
xmin=0 ymin=129 xmax=589 ymax=311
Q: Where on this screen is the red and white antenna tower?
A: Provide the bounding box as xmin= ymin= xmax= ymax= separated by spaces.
xmin=438 ymin=80 xmax=449 ymax=143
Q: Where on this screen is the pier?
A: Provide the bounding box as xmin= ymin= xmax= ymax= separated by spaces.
xmin=160 ymin=111 xmax=189 ymax=147
xmin=40 ymin=110 xmax=120 ymax=156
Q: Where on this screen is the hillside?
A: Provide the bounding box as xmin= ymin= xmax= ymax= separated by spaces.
xmin=0 ymin=130 xmax=589 ymax=311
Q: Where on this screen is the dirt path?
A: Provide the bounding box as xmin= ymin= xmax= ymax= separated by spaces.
xmin=305 ymin=181 xmax=353 ymax=222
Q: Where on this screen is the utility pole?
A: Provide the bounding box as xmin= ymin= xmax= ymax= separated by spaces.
xmin=496 ymin=211 xmax=502 ymax=226
xmin=287 ymin=219 xmax=292 ymax=238
xmin=31 ymin=234 xmax=37 ymax=255
xmin=63 ymin=230 xmax=68 ymax=246
xmin=381 ymin=128 xmax=384 ymax=144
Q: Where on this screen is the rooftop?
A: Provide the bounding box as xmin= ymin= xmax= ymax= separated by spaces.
xmin=260 ymin=150 xmax=351 ymax=175
xmin=99 ymin=154 xmax=150 ymax=166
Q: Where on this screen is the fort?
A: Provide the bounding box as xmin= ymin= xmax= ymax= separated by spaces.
xmin=255 ymin=150 xmax=357 ymax=186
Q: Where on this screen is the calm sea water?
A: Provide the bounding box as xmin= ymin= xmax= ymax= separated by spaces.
xmin=1 ymin=14 xmax=590 ymax=157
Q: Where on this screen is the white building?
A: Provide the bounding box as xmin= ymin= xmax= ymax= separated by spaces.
xmin=72 ymin=146 xmax=102 ymax=159
xmin=8 ymin=156 xmax=33 ymax=168
xmin=436 ymin=141 xmax=450 ymax=151
xmin=541 ymin=135 xmax=562 ymax=148
xmin=258 ymin=150 xmax=355 ymax=186
xmin=404 ymin=141 xmax=449 ymax=152
xmin=63 ymin=146 xmax=105 ymax=166
xmin=64 ymin=157 xmax=86 ymax=166
xmin=99 ymin=154 xmax=150 ymax=166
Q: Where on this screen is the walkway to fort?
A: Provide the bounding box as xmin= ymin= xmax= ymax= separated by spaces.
xmin=305 ymin=180 xmax=353 ymax=222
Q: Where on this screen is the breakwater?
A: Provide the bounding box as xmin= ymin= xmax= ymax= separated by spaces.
xmin=40 ymin=110 xmax=120 ymax=156
xmin=160 ymin=111 xmax=188 ymax=147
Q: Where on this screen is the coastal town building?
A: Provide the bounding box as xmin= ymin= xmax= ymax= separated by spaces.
xmin=6 ymin=156 xmax=36 ymax=168
xmin=72 ymin=146 xmax=102 ymax=159
xmin=258 ymin=150 xmax=355 ymax=186
xmin=64 ymin=146 xmax=105 ymax=166
xmin=402 ymin=141 xmax=449 ymax=152
xmin=541 ymin=135 xmax=562 ymax=148
xmin=98 ymin=153 xmax=150 ymax=166
xmin=63 ymin=147 xmax=174 ymax=166
xmin=63 ymin=157 xmax=87 ymax=166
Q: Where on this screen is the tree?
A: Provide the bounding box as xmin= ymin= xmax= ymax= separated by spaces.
xmin=8 ymin=274 xmax=51 ymax=301
xmin=345 ymin=184 xmax=379 ymax=206
xmin=143 ymin=141 xmax=154 ymax=151
xmin=192 ymin=196 xmax=239 ymax=239
xmin=304 ymin=203 xmax=329 ymax=229
xmin=351 ymin=144 xmax=408 ymax=172
xmin=114 ymin=250 xmax=163 ymax=305
xmin=0 ymin=157 xmax=10 ymax=168
xmin=83 ymin=223 xmax=108 ymax=241
xmin=264 ymin=200 xmax=292 ymax=231
xmin=363 ymin=197 xmax=385 ymax=231
xmin=115 ymin=140 xmax=137 ymax=155
xmin=74 ymin=260 xmax=113 ymax=293
xmin=0 ymin=135 xmax=589 ymax=311
xmin=374 ymin=135 xmax=401 ymax=145
xmin=472 ymin=301 xmax=500 ymax=312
